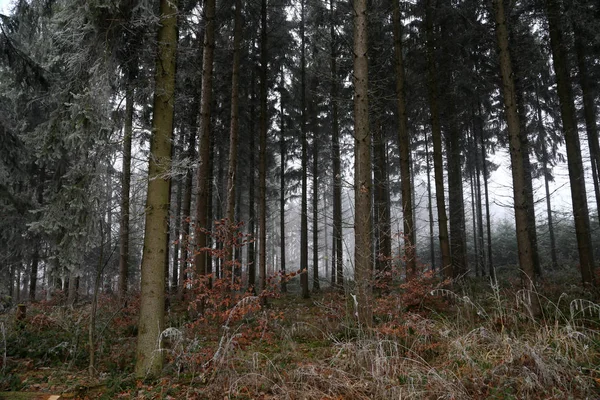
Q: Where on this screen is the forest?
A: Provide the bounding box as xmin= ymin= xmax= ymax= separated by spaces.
xmin=1 ymin=0 xmax=600 ymax=398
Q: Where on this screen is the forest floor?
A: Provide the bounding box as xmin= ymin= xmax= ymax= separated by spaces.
xmin=1 ymin=268 xmax=600 ymax=399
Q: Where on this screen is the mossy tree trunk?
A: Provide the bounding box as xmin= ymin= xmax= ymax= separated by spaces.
xmin=134 ymin=0 xmax=178 ymax=378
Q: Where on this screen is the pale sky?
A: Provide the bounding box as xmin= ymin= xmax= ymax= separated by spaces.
xmin=0 ymin=0 xmax=12 ymax=15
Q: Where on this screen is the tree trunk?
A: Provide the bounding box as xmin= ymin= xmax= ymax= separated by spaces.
xmin=179 ymin=129 xmax=196 ymax=298
xmin=310 ymin=75 xmax=321 ymax=292
xmin=330 ymin=0 xmax=343 ymax=290
xmin=573 ymin=22 xmax=600 ymax=227
xmin=425 ymin=133 xmax=436 ymax=271
xmin=171 ymin=132 xmax=184 ymax=291
xmin=300 ymin=0 xmax=310 ymax=299
xmin=536 ymin=84 xmax=559 ymax=270
xmin=353 ymin=0 xmax=373 ymax=328
xmin=194 ymin=0 xmax=216 ymax=287
xmin=494 ymin=0 xmax=540 ymax=316
xmin=392 ymin=0 xmax=416 ymax=278
xmin=258 ymin=0 xmax=268 ymax=301
xmin=248 ymin=72 xmax=257 ymax=294
xmin=134 ymin=0 xmax=178 ymax=378
xmin=118 ymin=68 xmax=134 ymax=300
xmin=279 ymin=69 xmax=287 ymax=293
xmin=373 ymin=120 xmax=391 ymax=275
xmin=545 ymin=0 xmax=596 ymax=285
xmin=425 ymin=0 xmax=452 ymax=278
xmin=479 ymin=118 xmax=495 ymax=281
xmin=224 ymin=0 xmax=243 ymax=282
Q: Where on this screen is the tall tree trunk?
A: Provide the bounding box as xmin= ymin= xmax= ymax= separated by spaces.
xmin=425 ymin=133 xmax=436 ymax=271
xmin=479 ymin=116 xmax=495 ymax=281
xmin=469 ymin=169 xmax=479 ymax=277
xmin=171 ymin=132 xmax=184 ymax=291
xmin=330 ymin=0 xmax=343 ymax=290
xmin=248 ymin=72 xmax=257 ymax=294
xmin=135 ymin=0 xmax=178 ymax=377
xmin=447 ymin=123 xmax=468 ymax=278
xmin=425 ymin=0 xmax=452 ymax=278
xmin=353 ymin=0 xmax=373 ymax=328
xmin=224 ymin=0 xmax=243 ymax=281
xmin=258 ymin=0 xmax=268 ymax=301
xmin=300 ymin=0 xmax=310 ymax=299
xmin=118 ymin=69 xmax=134 ymax=300
xmin=373 ymin=121 xmax=391 ymax=274
xmin=194 ymin=0 xmax=216 ymax=287
xmin=179 ymin=128 xmax=196 ymax=297
xmin=392 ymin=0 xmax=416 ymax=278
xmin=535 ymin=84 xmax=559 ymax=270
xmin=279 ymin=69 xmax=287 ymax=293
xmin=474 ymin=113 xmax=486 ymax=276
xmin=494 ymin=0 xmax=540 ymax=316
xmin=310 ymin=76 xmax=321 ymax=292
xmin=545 ymin=0 xmax=596 ymax=285
xmin=573 ymin=22 xmax=600 ymax=226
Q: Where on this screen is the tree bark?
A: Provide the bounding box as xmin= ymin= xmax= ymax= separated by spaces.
xmin=134 ymin=0 xmax=178 ymax=378
xmin=330 ymin=0 xmax=343 ymax=290
xmin=300 ymin=0 xmax=310 ymax=299
xmin=573 ymin=22 xmax=600 ymax=228
xmin=353 ymin=0 xmax=373 ymax=328
xmin=258 ymin=0 xmax=268 ymax=301
xmin=425 ymin=0 xmax=452 ymax=279
xmin=310 ymin=75 xmax=321 ymax=292
xmin=279 ymin=69 xmax=287 ymax=293
xmin=118 ymin=68 xmax=134 ymax=300
xmin=224 ymin=0 xmax=243 ymax=283
xmin=545 ymin=0 xmax=596 ymax=285
xmin=194 ymin=0 xmax=216 ymax=287
xmin=392 ymin=0 xmax=416 ymax=278
xmin=494 ymin=0 xmax=540 ymax=316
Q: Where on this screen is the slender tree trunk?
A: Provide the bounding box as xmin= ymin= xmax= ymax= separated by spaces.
xmin=425 ymin=0 xmax=452 ymax=278
xmin=171 ymin=132 xmax=184 ymax=291
xmin=134 ymin=0 xmax=178 ymax=378
xmin=248 ymin=73 xmax=257 ymax=294
xmin=224 ymin=0 xmax=243 ymax=282
xmin=573 ymin=22 xmax=600 ymax=226
xmin=29 ymin=244 xmax=39 ymax=302
xmin=469 ymin=169 xmax=479 ymax=276
xmin=353 ymin=0 xmax=373 ymax=328
xmin=392 ymin=0 xmax=416 ymax=278
xmin=494 ymin=0 xmax=540 ymax=316
xmin=425 ymin=133 xmax=436 ymax=271
xmin=279 ymin=78 xmax=287 ymax=293
xmin=300 ymin=0 xmax=310 ymax=299
xmin=330 ymin=0 xmax=343 ymax=290
xmin=310 ymin=75 xmax=321 ymax=292
xmin=545 ymin=0 xmax=595 ymax=285
xmin=194 ymin=0 xmax=216 ymax=288
xmin=373 ymin=121 xmax=391 ymax=274
xmin=447 ymin=122 xmax=468 ymax=278
xmin=258 ymin=0 xmax=268 ymax=301
xmin=118 ymin=70 xmax=134 ymax=300
xmin=479 ymin=115 xmax=495 ymax=281
xmin=474 ymin=114 xmax=486 ymax=276
xmin=179 ymin=129 xmax=196 ymax=297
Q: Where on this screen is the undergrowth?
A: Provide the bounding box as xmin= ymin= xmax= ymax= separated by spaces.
xmin=1 ymin=266 xmax=599 ymax=399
